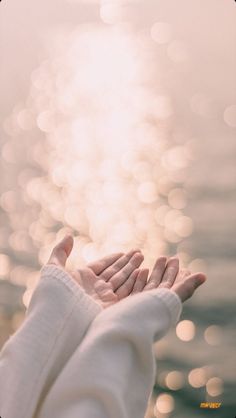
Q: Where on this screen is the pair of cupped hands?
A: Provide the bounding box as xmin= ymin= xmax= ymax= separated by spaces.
xmin=46 ymin=235 xmax=206 ymax=309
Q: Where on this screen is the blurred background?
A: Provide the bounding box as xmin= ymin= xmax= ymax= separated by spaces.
xmin=0 ymin=0 xmax=236 ymax=417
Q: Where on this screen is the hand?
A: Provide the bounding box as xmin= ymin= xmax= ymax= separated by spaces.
xmin=131 ymin=256 xmax=179 ymax=293
xmin=131 ymin=255 xmax=206 ymax=303
xmin=46 ymin=235 xmax=145 ymax=308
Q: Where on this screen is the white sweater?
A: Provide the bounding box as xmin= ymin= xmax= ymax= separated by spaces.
xmin=0 ymin=264 xmax=182 ymax=418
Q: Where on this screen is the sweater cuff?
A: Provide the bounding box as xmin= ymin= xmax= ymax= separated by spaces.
xmin=152 ymin=288 xmax=182 ymax=324
xmin=39 ymin=264 xmax=102 ymax=316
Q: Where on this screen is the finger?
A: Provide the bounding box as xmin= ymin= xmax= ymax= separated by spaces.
xmin=100 ymin=249 xmax=142 ymax=282
xmin=159 ymin=257 xmax=179 ymax=288
xmin=173 ymin=272 xmax=207 ymax=302
xmin=144 ymin=256 xmax=167 ymax=290
xmin=87 ymin=252 xmax=124 ymax=275
xmin=115 ymin=269 xmax=139 ymax=300
xmin=131 ymin=268 xmax=149 ymax=294
xmin=47 ymin=235 xmax=74 ymax=267
xmin=109 ymin=252 xmax=144 ymax=290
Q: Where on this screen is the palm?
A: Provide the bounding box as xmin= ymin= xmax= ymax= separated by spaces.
xmin=73 ymin=268 xmax=98 ymax=296
xmin=47 ymin=236 xmax=145 ymax=309
xmin=70 ymin=267 xmax=118 ymax=308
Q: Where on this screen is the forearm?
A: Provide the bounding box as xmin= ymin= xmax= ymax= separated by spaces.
xmin=0 ymin=264 xmax=101 ymax=418
xmin=37 ymin=288 xmax=182 ymax=418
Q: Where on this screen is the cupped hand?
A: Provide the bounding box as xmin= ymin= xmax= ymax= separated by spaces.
xmin=130 ymin=255 xmax=206 ymax=303
xmin=46 ymin=235 xmax=145 ymax=308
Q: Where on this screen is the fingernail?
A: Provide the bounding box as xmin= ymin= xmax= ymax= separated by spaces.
xmin=157 ymin=256 xmax=167 ymax=263
xmin=168 ymin=257 xmax=179 ymax=264
xmin=64 ymin=234 xmax=72 ymax=240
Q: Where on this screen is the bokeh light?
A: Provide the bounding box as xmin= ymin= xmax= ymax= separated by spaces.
xmin=0 ymin=22 xmax=194 ymax=271
xmin=176 ymin=320 xmax=196 ymax=342
xmin=0 ymin=254 xmax=11 ymax=278
xmin=206 ymin=377 xmax=223 ymax=397
xmin=204 ymin=325 xmax=222 ymax=346
xmin=155 ymin=393 xmax=175 ymax=414
xmin=165 ymin=371 xmax=185 ymax=390
xmin=223 ymin=105 xmax=236 ymax=127
xmin=1 ymin=1 xmax=235 ymax=417
xmin=188 ymin=367 xmax=207 ymax=388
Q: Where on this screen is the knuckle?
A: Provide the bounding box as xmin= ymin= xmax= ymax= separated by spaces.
xmin=145 ymin=281 xmax=155 ymax=290
xmin=119 ymin=268 xmax=128 ymax=278
xmin=132 ymin=253 xmax=143 ymax=262
xmin=159 ymin=281 xmax=171 ymax=289
xmin=123 ymin=281 xmax=131 ymax=291
xmin=164 ymin=280 xmax=172 ymax=288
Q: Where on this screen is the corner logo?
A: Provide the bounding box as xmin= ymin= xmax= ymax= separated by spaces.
xmin=200 ymin=402 xmax=221 ymax=409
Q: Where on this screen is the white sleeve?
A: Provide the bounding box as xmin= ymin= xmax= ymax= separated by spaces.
xmin=0 ymin=264 xmax=102 ymax=418
xmin=37 ymin=288 xmax=182 ymax=418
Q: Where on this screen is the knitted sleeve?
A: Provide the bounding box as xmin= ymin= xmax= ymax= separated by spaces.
xmin=37 ymin=288 xmax=182 ymax=418
xmin=0 ymin=264 xmax=101 ymax=418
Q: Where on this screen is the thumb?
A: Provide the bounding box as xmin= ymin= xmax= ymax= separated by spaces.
xmin=47 ymin=235 xmax=74 ymax=268
xmin=173 ymin=272 xmax=206 ymax=302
